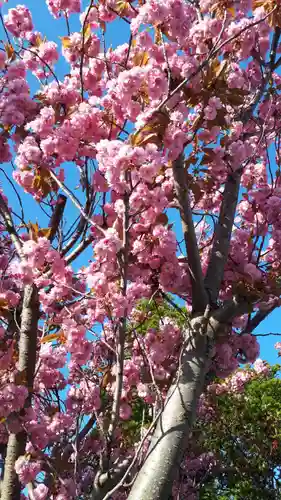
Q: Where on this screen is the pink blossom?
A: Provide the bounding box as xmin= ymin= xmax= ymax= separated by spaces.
xmin=119 ymin=403 xmax=132 ymax=420
xmin=38 ymin=42 xmax=59 ymax=65
xmin=237 ymin=334 xmax=260 ymax=363
xmin=244 ymin=262 xmax=262 ymax=281
xmin=253 ymin=359 xmax=270 ymax=376
xmin=33 ymin=484 xmax=49 ymax=500
xmin=92 ymin=170 xmax=108 ymax=192
xmin=46 ymin=0 xmax=81 ymax=18
xmin=15 ymin=456 xmax=42 ymax=484
xmin=4 ymin=5 xmax=33 ymax=37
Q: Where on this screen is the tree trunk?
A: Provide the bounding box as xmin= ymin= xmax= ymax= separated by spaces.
xmin=127 ymin=326 xmax=210 ymax=500
xmin=1 ymin=285 xmax=39 ymax=500
xmin=1 ymin=434 xmax=26 ymax=500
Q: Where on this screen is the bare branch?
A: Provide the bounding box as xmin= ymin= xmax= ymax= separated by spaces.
xmin=269 ymin=26 xmax=281 ymax=70
xmin=64 ymin=235 xmax=93 ymax=265
xmin=255 ymin=332 xmax=281 ymax=337
xmin=204 ymin=171 xmax=241 ymax=305
xmin=212 ymin=297 xmax=252 ymax=328
xmin=99 ymin=400 xmax=169 ymax=500
xmin=80 ymin=0 xmax=94 ymax=100
xmin=172 ymin=155 xmax=208 ymax=313
xmin=0 ymin=193 xmax=24 ymax=260
xmin=243 ymin=304 xmax=278 ymax=334
xmin=49 ymin=171 xmax=106 ymax=236
xmin=60 ymin=414 xmax=96 ymax=464
xmin=60 ymin=191 xmax=93 ymax=258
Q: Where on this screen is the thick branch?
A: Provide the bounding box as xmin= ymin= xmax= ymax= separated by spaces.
xmin=49 ymin=171 xmax=106 ymax=236
xmin=213 ymin=297 xmax=252 ymax=327
xmin=243 ymin=304 xmax=277 ymax=334
xmin=204 ymin=171 xmax=241 ymax=304
xmin=92 ymin=459 xmax=130 ymax=500
xmin=1 ymin=434 xmax=25 ymax=500
xmin=107 ymin=322 xmax=126 ymax=444
xmin=61 ymin=414 xmax=96 ymax=465
xmin=269 ymin=27 xmax=281 ymax=70
xmin=173 ymin=155 xmax=208 ymax=312
xmin=65 ymin=236 xmax=93 ymax=265
xmin=2 ymin=285 xmax=39 ymax=500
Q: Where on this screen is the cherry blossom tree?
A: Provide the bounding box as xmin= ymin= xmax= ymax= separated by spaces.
xmin=0 ymin=0 xmax=281 ymax=499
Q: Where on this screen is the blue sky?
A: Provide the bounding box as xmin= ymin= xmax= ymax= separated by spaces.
xmin=1 ymin=0 xmax=280 ymax=366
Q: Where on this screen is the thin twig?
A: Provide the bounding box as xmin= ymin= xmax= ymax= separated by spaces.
xmin=49 ymin=171 xmax=106 ymax=236
xmin=80 ymin=0 xmax=94 ymax=99
xmin=107 ymin=190 xmax=130 ymax=442
xmin=172 ymin=155 xmax=208 ymax=312
xmin=64 ymin=236 xmax=93 ymax=265
xmin=0 ymin=192 xmax=24 ymax=260
xmin=0 ymin=168 xmax=25 ymax=223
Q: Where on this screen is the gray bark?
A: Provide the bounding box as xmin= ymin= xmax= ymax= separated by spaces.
xmin=204 ymin=171 xmax=241 ymax=305
xmin=1 ymin=285 xmax=39 ymax=500
xmin=91 ymin=459 xmax=130 ymax=500
xmin=127 ymin=323 xmax=211 ymax=500
xmin=172 ymin=155 xmax=208 ymax=312
xmin=0 ymin=434 xmax=25 ymax=500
